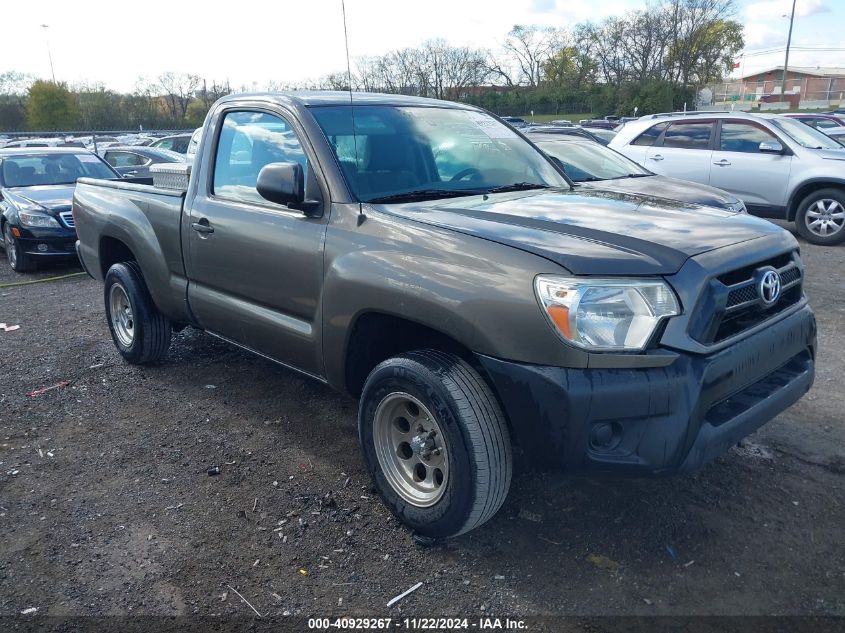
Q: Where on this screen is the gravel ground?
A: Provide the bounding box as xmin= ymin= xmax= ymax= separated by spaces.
xmin=0 ymin=222 xmax=843 ymax=619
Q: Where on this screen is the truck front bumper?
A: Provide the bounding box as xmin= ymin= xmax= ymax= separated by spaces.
xmin=478 ymin=304 xmax=816 ymax=475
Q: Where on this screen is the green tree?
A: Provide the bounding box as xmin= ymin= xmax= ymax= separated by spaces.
xmin=26 ymin=80 xmax=79 ymax=130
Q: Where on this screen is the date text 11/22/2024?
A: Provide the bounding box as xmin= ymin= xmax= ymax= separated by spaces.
xmin=307 ymin=617 xmax=528 ymax=630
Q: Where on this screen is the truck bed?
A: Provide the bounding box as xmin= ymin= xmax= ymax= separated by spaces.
xmin=73 ymin=176 xmax=190 ymax=321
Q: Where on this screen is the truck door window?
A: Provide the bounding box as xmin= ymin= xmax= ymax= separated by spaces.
xmin=213 ymin=111 xmax=309 ymax=205
xmin=719 ymin=123 xmax=778 ymax=153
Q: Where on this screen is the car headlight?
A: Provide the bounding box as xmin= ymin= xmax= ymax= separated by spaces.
xmin=18 ymin=209 xmax=61 ymax=228
xmin=535 ymin=276 xmax=680 ymax=351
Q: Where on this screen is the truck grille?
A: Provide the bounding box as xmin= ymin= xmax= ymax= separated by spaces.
xmin=692 ymin=251 xmax=803 ymax=345
xmin=59 ymin=211 xmax=75 ymax=228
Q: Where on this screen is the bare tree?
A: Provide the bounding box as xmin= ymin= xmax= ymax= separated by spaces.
xmin=156 ymin=72 xmax=202 ymax=122
xmin=502 ymin=25 xmax=561 ymax=86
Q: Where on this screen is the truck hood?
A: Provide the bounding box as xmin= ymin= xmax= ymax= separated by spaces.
xmin=4 ymin=184 xmax=74 ymax=213
xmin=375 ymin=188 xmax=786 ymax=275
xmin=579 ymin=175 xmax=741 ymax=209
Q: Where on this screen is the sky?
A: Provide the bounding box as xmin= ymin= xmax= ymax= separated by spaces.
xmin=3 ymin=0 xmax=844 ymax=92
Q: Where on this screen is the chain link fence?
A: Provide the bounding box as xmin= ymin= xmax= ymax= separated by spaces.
xmin=697 ymin=77 xmax=845 ymax=111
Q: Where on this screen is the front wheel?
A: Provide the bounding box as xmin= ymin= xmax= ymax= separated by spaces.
xmin=4 ymin=223 xmax=36 ymax=272
xmin=358 ymin=350 xmax=512 ymax=539
xmin=795 ymin=188 xmax=845 ymax=245
xmin=104 ymin=262 xmax=171 ymax=364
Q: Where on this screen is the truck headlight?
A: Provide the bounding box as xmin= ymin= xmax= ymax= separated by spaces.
xmin=18 ymin=210 xmax=61 ymax=228
xmin=535 ymin=276 xmax=680 ymax=351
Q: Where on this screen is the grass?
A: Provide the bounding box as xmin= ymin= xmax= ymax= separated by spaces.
xmin=515 ymin=113 xmax=594 ymax=123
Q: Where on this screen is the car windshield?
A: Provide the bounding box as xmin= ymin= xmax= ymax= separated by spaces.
xmin=311 ymin=105 xmax=569 ymax=203
xmin=770 ymin=117 xmax=842 ymax=150
xmin=1 ymin=153 xmax=117 ymax=187
xmin=535 ymin=139 xmax=649 ymax=182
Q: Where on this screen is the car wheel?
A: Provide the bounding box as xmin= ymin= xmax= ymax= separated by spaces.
xmin=104 ymin=262 xmax=171 ymax=364
xmin=795 ymin=188 xmax=845 ymax=245
xmin=359 ymin=350 xmax=512 ymax=539
xmin=3 ymin=222 xmax=36 ymax=272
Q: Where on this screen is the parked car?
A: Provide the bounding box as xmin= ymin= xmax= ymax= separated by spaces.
xmin=101 ymin=146 xmax=186 ymax=178
xmin=3 ymin=137 xmax=85 ymax=149
xmin=526 ymin=125 xmax=615 ymax=146
xmin=73 ymin=92 xmax=815 ymax=539
xmin=1 ymin=148 xmax=120 ymax=272
xmin=581 ymin=119 xmax=618 ymax=130
xmin=782 ymin=113 xmax=845 ymax=131
xmin=822 ymin=127 xmax=845 ymax=146
xmin=149 ymin=133 xmax=193 ymax=154
xmin=185 ymin=127 xmax=202 ymax=161
xmin=610 ymin=111 xmax=845 ymax=244
xmin=501 ymin=116 xmax=529 ymax=128
xmin=548 ymin=119 xmax=576 ymax=127
xmin=530 ymin=133 xmax=747 ymax=212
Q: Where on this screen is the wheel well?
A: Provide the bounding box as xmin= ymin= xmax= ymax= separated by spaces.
xmin=344 ymin=312 xmax=473 ymax=398
xmin=99 ymin=237 xmax=137 ymax=277
xmin=788 ymin=182 xmax=845 ymax=221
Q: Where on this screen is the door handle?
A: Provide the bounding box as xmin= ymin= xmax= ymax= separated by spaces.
xmin=124 ymin=170 xmax=137 ymax=175
xmin=713 ymin=159 xmax=731 ymax=166
xmin=191 ymin=219 xmax=214 ymax=234
xmin=649 ymin=154 xmax=664 ymax=161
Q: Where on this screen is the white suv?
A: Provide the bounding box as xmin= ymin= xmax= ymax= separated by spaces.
xmin=610 ymin=112 xmax=845 ymax=245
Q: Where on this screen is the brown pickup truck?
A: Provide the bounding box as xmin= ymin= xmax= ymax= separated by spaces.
xmin=73 ymin=92 xmax=816 ymax=539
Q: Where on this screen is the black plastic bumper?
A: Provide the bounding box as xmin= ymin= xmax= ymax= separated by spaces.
xmin=478 ymin=304 xmax=816 ymax=475
xmin=18 ymin=233 xmax=77 ymax=257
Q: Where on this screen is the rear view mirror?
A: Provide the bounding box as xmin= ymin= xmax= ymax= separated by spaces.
xmin=256 ymin=162 xmax=305 ymax=207
xmin=759 ymin=141 xmax=784 ymax=154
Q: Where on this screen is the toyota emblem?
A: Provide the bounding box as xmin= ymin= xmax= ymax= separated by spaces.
xmin=758 ymin=269 xmax=781 ymax=306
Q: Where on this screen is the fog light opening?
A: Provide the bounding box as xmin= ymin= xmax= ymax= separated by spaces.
xmin=589 ymin=422 xmax=622 ymax=452
xmin=37 ymin=243 xmax=49 ymax=252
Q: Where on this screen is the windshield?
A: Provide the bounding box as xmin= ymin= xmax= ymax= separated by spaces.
xmin=311 ymin=105 xmax=569 ymax=202
xmin=770 ymin=117 xmax=842 ymax=150
xmin=535 ymin=139 xmax=649 ymax=182
xmin=0 ymin=152 xmax=117 ymax=187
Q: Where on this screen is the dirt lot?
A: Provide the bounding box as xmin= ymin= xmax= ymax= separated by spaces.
xmin=1 ymin=222 xmax=843 ymax=620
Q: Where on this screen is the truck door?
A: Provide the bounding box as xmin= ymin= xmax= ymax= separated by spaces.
xmin=644 ymin=120 xmax=715 ymax=185
xmin=185 ymin=108 xmax=328 ymax=377
xmin=708 ymin=120 xmax=792 ymax=216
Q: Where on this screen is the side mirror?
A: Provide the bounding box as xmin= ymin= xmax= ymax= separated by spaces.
xmin=256 ymin=162 xmax=305 ymax=207
xmin=759 ymin=141 xmax=784 ymax=154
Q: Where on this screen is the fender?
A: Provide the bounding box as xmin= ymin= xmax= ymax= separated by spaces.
xmin=786 ymin=177 xmax=845 ymax=220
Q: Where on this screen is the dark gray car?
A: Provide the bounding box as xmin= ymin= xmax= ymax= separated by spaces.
xmin=530 ymin=133 xmax=747 ymax=212
xmin=101 ymin=146 xmax=186 ymax=178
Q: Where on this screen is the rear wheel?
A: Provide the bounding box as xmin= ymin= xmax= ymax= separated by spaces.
xmin=104 ymin=262 xmax=171 ymax=363
xmin=3 ymin=223 xmax=36 ymax=272
xmin=795 ymin=188 xmax=845 ymax=245
xmin=359 ymin=350 xmax=512 ymax=539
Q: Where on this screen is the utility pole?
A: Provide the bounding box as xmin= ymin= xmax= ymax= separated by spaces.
xmin=780 ymin=0 xmax=796 ymax=99
xmin=40 ymin=24 xmax=56 ymax=83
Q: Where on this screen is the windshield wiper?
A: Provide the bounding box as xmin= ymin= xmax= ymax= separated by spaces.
xmin=365 ymin=189 xmax=479 ymax=204
xmin=485 ymin=182 xmax=550 ymax=194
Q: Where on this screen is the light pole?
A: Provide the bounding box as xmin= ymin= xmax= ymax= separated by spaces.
xmin=780 ymin=0 xmax=796 ymax=99
xmin=40 ymin=23 xmax=56 ymax=83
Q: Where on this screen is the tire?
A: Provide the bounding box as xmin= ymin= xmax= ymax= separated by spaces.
xmin=795 ymin=188 xmax=845 ymax=246
xmin=3 ymin=222 xmax=36 ymax=272
xmin=104 ymin=262 xmax=171 ymax=364
xmin=358 ymin=350 xmax=512 ymax=539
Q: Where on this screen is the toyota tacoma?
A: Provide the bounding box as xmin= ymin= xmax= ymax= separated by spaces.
xmin=72 ymin=93 xmax=816 ymax=539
